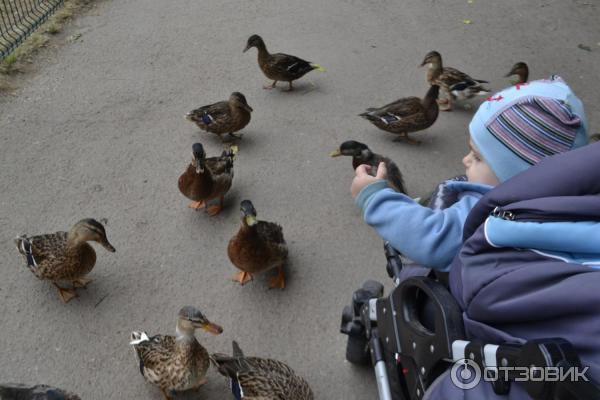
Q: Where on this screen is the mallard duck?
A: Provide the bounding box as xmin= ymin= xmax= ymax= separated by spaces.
xmin=0 ymin=384 xmax=80 ymax=400
xmin=186 ymin=92 xmax=252 ymax=141
xmin=130 ymin=306 xmax=223 ymax=400
xmin=178 ymin=143 xmax=237 ymax=216
xmin=227 ymin=200 xmax=288 ymax=289
xmin=243 ymin=34 xmax=325 ymax=91
xmin=14 ymin=219 xmax=115 ymax=303
xmin=420 ymin=51 xmax=490 ymax=111
xmin=505 ymin=62 xmax=529 ymax=85
xmin=359 ymin=85 xmax=440 ymax=144
xmin=211 ymin=341 xmax=314 ymax=400
xmin=330 ymin=140 xmax=406 ymax=193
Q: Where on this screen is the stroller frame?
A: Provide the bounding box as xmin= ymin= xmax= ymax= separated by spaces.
xmin=340 ymin=242 xmax=600 ymax=400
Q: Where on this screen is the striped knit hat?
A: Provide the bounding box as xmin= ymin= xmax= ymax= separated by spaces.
xmin=469 ymin=76 xmax=588 ymax=182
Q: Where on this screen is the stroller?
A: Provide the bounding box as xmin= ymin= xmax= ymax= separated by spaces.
xmin=341 ymin=143 xmax=600 ymax=400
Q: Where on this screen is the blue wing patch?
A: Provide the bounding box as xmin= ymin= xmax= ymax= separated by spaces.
xmin=201 ymin=113 xmax=214 ymax=125
xmin=450 ymin=81 xmax=473 ymax=92
xmin=230 ymin=377 xmax=243 ymax=399
xmin=380 ymin=113 xmax=400 ymax=124
xmin=20 ymin=239 xmax=37 ymax=269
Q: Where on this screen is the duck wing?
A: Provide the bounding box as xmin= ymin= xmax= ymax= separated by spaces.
xmin=361 ymin=97 xmax=428 ymax=127
xmin=268 ymin=53 xmax=315 ymax=78
xmin=15 ymin=232 xmax=68 ymax=269
xmin=256 ymin=221 xmax=286 ymax=246
xmin=205 ymin=151 xmax=235 ymax=177
xmin=440 ymin=67 xmax=490 ymax=97
xmin=187 ymin=101 xmax=231 ymax=126
xmin=132 ymin=334 xmax=176 ymax=381
xmin=212 ymin=342 xmax=311 ymax=400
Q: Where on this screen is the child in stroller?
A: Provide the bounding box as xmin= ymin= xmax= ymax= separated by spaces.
xmin=342 ymin=141 xmax=600 ymax=399
xmin=342 ymin=78 xmax=600 ymax=399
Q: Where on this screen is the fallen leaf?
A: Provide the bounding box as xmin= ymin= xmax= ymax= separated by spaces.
xmin=578 ymin=44 xmax=592 ymax=52
xmin=69 ymin=33 xmax=82 ymax=42
xmin=463 ymin=19 xmax=472 ymax=24
xmin=468 ymin=0 xmax=474 ymax=3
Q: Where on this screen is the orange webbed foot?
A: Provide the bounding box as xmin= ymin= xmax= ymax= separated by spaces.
xmin=232 ymin=271 xmax=253 ymax=285
xmin=269 ymin=266 xmax=286 ymax=290
xmin=189 ymin=201 xmax=206 ymax=210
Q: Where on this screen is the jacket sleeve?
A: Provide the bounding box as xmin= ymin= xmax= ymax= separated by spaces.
xmin=355 ymin=181 xmax=481 ymax=271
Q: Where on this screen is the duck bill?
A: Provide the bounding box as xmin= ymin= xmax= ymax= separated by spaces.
xmin=419 ymin=60 xmax=427 ymax=67
xmin=200 ymin=321 xmax=223 ymax=335
xmin=243 ymin=44 xmax=251 ymax=53
xmin=242 ymin=103 xmax=253 ymax=112
xmin=329 ymin=149 xmax=342 ymax=157
xmin=244 ymin=215 xmax=258 ymax=226
xmin=195 ymin=159 xmax=205 ymax=174
xmin=101 ymin=239 xmax=116 ymax=253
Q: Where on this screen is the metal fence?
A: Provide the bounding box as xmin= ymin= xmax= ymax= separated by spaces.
xmin=0 ymin=0 xmax=64 ymax=59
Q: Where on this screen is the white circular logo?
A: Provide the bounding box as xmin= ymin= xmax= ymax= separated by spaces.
xmin=450 ymin=358 xmax=482 ymax=390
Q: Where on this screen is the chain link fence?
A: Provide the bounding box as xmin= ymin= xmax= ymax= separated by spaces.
xmin=1 ymin=0 xmax=64 ymax=59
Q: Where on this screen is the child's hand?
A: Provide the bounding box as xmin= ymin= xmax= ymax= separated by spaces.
xmin=351 ymin=162 xmax=387 ymax=198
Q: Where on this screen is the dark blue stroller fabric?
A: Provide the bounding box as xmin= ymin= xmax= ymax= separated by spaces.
xmin=425 ymin=142 xmax=600 ymax=399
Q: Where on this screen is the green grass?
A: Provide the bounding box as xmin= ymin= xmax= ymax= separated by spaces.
xmin=1 ymin=0 xmax=95 ymax=78
xmin=46 ymin=22 xmax=61 ymax=34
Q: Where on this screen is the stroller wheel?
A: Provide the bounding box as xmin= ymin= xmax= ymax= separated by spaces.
xmin=346 ymin=334 xmax=370 ymax=365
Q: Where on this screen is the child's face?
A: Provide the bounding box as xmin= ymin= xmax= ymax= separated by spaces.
xmin=463 ymin=141 xmax=500 ymax=186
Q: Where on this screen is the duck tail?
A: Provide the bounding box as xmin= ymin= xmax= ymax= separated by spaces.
xmin=129 ymin=331 xmax=150 ymax=345
xmin=358 ymin=111 xmax=378 ymax=122
xmin=232 ymin=340 xmax=245 ymax=358
xmin=15 ymin=235 xmax=37 ymax=270
xmin=310 ymin=63 xmax=326 ymax=72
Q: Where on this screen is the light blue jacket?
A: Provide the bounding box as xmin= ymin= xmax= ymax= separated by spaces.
xmin=355 ymin=180 xmax=493 ymax=271
xmin=485 ymin=217 xmax=600 ymax=268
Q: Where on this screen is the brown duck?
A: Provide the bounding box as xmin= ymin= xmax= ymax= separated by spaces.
xmin=330 ymin=140 xmax=406 ymax=193
xmin=14 ymin=219 xmax=116 ymax=303
xmin=359 ymin=85 xmax=440 ymax=144
xmin=178 ymin=143 xmax=236 ymax=216
xmin=227 ymin=200 xmax=288 ymax=289
xmin=130 ymin=306 xmax=223 ymax=400
xmin=243 ymin=34 xmax=325 ymax=91
xmin=505 ymin=62 xmax=529 ymax=85
xmin=211 ymin=340 xmax=314 ymax=400
xmin=420 ymin=51 xmax=490 ymax=111
xmin=186 ymin=92 xmax=252 ymax=141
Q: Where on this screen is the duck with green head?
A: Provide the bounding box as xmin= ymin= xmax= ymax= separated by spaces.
xmin=330 ymin=140 xmax=406 ymax=193
xmin=178 ymin=142 xmax=237 ymax=216
xmin=227 ymin=200 xmax=288 ymax=289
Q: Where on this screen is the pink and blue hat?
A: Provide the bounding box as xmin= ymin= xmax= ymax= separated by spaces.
xmin=469 ymin=76 xmax=588 ymax=182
